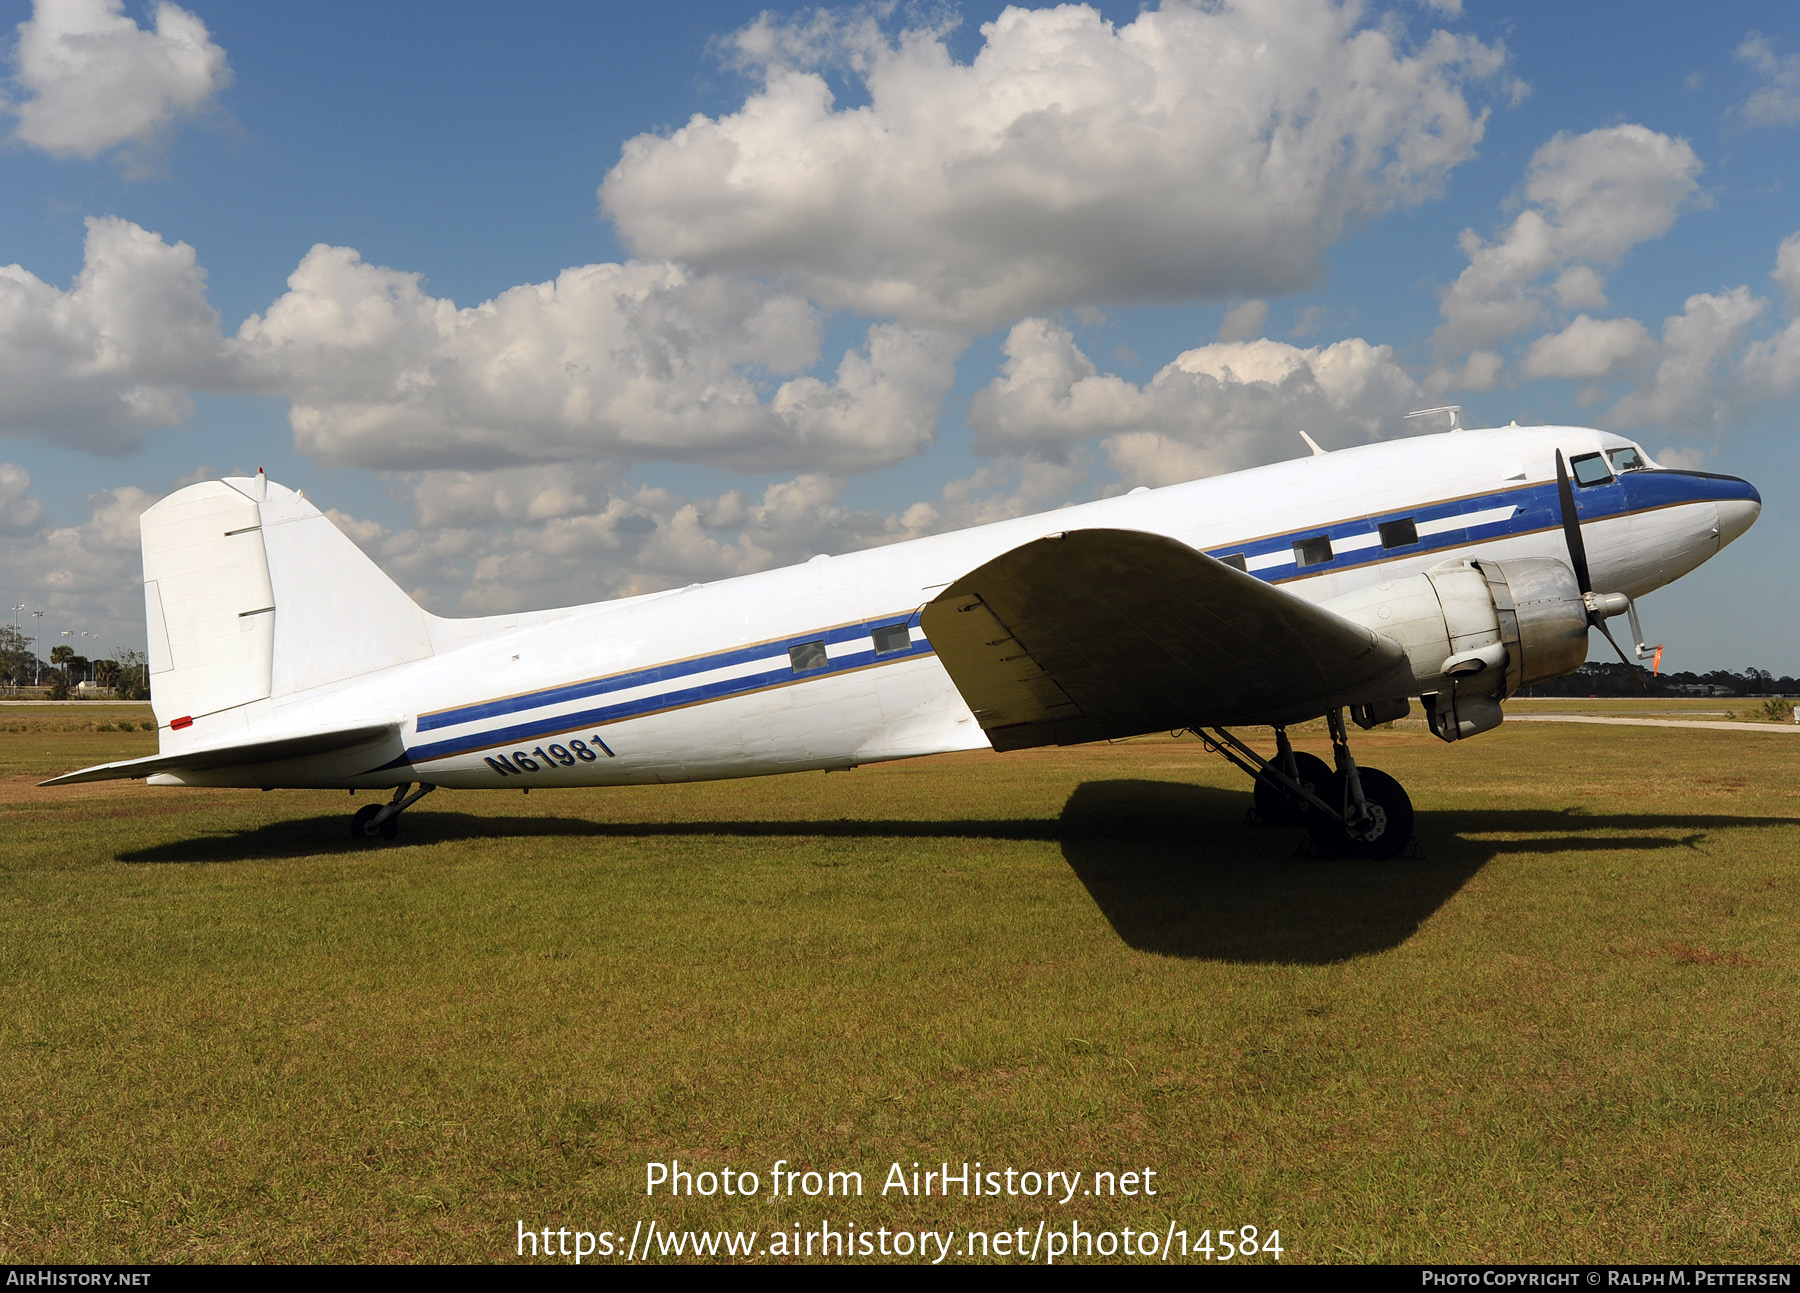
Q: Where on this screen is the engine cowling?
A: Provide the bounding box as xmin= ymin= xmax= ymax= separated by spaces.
xmin=1320 ymin=558 xmax=1590 ymax=741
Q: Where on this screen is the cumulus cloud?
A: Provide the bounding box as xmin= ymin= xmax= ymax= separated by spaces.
xmin=1609 ymin=288 xmax=1765 ymax=430
xmin=1772 ymin=231 xmax=1800 ymax=310
xmin=77 ymin=482 xmax=154 ymax=551
xmin=1737 ymin=233 xmax=1800 ymax=400
xmin=1216 ymin=300 xmax=1269 ymax=342
xmin=287 ymin=449 xmax=1100 ymax=617
xmin=1426 ymin=348 xmax=1502 ymax=394
xmin=0 ymin=462 xmax=49 ymax=533
xmin=0 ymin=216 xmax=227 ymax=452
xmin=0 ymin=222 xmax=960 ymax=472
xmin=1551 ymin=266 xmax=1607 ymax=312
xmin=3 ymin=448 xmax=1091 ymax=629
xmin=1436 ymin=125 xmax=1702 ymax=355
xmin=406 ymin=463 xmax=625 ymax=531
xmin=1652 ymin=445 xmax=1707 ymax=471
xmin=234 ymin=245 xmax=959 ymax=472
xmin=6 ymin=0 xmax=231 ymax=163
xmin=1736 ymin=32 xmax=1800 ymax=126
xmin=1520 ymin=314 xmax=1655 ymax=381
xmin=363 ymin=466 xmax=939 ymax=614
xmin=0 ymin=482 xmax=155 ymax=651
xmin=968 ymin=318 xmax=1421 ymax=483
xmin=602 ymin=1 xmax=1509 ymax=329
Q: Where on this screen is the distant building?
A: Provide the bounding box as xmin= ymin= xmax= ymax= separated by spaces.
xmin=1666 ymin=683 xmax=1734 ymax=697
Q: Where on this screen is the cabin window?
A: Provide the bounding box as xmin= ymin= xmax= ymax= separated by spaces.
xmin=1570 ymin=452 xmax=1614 ymax=487
xmin=1607 ymin=446 xmax=1648 ymax=473
xmin=1217 ymin=552 xmax=1248 ymax=572
xmin=1293 ymin=536 xmax=1334 ymax=567
xmin=788 ymin=641 xmax=829 ymax=672
xmin=1378 ymin=518 xmax=1418 ymax=549
xmin=871 ymin=624 xmax=911 ymax=654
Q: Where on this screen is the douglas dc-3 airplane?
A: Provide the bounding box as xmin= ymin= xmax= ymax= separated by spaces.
xmin=46 ymin=421 xmax=1759 ymax=860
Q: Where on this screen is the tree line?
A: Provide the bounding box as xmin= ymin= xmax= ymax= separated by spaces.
xmin=0 ymin=626 xmax=150 ymax=699
xmin=1516 ymin=661 xmax=1800 ymax=698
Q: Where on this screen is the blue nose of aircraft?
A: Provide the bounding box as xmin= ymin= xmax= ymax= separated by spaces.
xmin=1620 ymin=468 xmax=1760 ymax=549
xmin=1715 ymin=475 xmax=1761 ymax=548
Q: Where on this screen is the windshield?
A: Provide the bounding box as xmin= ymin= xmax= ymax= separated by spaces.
xmin=1607 ymin=446 xmax=1649 ymax=473
xmin=1571 ymin=452 xmax=1614 ymax=487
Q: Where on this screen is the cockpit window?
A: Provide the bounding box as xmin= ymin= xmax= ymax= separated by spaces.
xmin=1570 ymin=452 xmax=1614 ymax=487
xmin=1607 ymin=446 xmax=1648 ymax=473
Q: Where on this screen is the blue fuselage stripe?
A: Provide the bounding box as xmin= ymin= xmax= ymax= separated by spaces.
xmin=1212 ymin=473 xmax=1723 ymax=575
xmin=417 ymin=615 xmax=919 ymax=733
xmin=398 ymin=470 xmax=1740 ymax=767
xmin=406 ymin=634 xmax=933 ymax=764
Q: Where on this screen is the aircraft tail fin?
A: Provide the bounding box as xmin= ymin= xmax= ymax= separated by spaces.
xmin=250 ymin=476 xmax=434 ymax=698
xmin=141 ymin=475 xmax=433 ymax=727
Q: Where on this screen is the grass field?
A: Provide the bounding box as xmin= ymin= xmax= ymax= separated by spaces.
xmin=3 ymin=704 xmax=1798 ymax=1264
xmin=1509 ymin=697 xmax=1796 ymax=722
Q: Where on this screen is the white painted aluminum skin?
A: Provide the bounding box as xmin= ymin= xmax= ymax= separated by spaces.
xmin=56 ymin=425 xmax=1760 ymax=792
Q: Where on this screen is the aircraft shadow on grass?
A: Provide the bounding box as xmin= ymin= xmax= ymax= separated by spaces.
xmin=118 ymin=778 xmax=1791 ymax=966
xmin=1054 ymin=780 xmax=1761 ymax=965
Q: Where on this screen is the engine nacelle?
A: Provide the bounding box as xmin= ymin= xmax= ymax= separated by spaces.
xmin=1320 ymin=558 xmax=1590 ymax=741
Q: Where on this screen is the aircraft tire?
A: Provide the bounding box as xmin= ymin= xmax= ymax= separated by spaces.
xmin=1253 ymin=752 xmax=1333 ymax=826
xmin=1306 ymin=766 xmax=1414 ymax=860
xmin=350 ymin=803 xmax=390 ymax=843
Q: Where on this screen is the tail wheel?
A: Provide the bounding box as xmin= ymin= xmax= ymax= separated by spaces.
xmin=1252 ymin=751 xmax=1333 ymax=826
xmin=1305 ymin=766 xmax=1414 ymax=860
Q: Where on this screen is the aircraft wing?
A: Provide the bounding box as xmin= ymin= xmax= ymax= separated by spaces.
xmin=39 ymin=722 xmax=400 ymax=786
xmin=921 ymin=528 xmax=1407 ymax=751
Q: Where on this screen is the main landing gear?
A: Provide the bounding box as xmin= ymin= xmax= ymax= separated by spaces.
xmin=1200 ymin=710 xmax=1415 ymax=860
xmin=350 ymin=783 xmax=436 ymax=843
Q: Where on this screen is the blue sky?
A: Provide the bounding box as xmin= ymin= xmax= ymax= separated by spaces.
xmin=2 ymin=0 xmax=1798 ymax=672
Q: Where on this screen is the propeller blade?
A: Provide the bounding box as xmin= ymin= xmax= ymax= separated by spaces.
xmin=1556 ymin=450 xmax=1646 ymax=690
xmin=1554 ymin=449 xmax=1594 ymax=595
xmin=1594 ymin=618 xmax=1651 ymax=694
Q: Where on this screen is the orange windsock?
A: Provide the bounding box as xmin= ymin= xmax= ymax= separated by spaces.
xmin=1652 ymin=645 xmax=1664 ymax=676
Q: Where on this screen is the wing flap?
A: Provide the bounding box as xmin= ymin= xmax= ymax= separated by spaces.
xmin=40 ymin=723 xmax=400 ymax=786
xmin=920 ymin=528 xmax=1406 ymax=750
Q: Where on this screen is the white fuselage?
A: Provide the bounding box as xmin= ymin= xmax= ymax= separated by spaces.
xmin=153 ymin=426 xmax=1759 ymax=790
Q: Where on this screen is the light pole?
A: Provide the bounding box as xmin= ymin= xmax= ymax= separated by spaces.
xmin=29 ymin=609 xmax=43 ymax=686
xmin=7 ymin=605 xmax=20 ymax=692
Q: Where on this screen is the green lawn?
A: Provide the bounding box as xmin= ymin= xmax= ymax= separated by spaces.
xmin=2 ymin=707 xmax=1797 ymax=1263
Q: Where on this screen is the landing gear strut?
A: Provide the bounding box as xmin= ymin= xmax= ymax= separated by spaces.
xmin=1201 ymin=711 xmax=1414 ymax=859
xmin=1250 ymin=726 xmax=1333 ymax=826
xmin=350 ymin=783 xmax=435 ymax=843
xmin=1305 ymin=709 xmax=1414 ymax=859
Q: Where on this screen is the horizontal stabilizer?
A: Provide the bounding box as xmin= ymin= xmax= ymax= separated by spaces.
xmin=922 ymin=528 xmax=1406 ymax=750
xmin=39 ymin=723 xmax=399 ymax=786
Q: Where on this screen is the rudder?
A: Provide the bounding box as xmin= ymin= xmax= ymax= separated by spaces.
xmin=141 ymin=480 xmax=276 ymax=726
xmin=250 ymin=476 xmax=434 ymax=697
